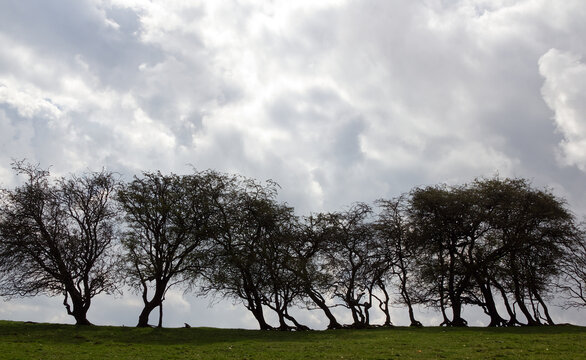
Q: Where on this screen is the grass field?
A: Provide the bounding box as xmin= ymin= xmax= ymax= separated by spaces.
xmin=0 ymin=320 xmax=584 ymax=360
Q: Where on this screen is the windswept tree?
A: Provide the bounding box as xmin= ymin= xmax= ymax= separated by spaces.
xmin=256 ymin=212 xmax=310 ymax=331
xmin=481 ymin=178 xmax=580 ymax=326
xmin=407 ymin=177 xmax=581 ymax=327
xmin=466 ymin=177 xmax=531 ymax=326
xmin=286 ymin=214 xmax=343 ymax=329
xmin=558 ymin=232 xmax=586 ymax=308
xmin=201 ymin=176 xmax=302 ymax=330
xmin=375 ymin=196 xmax=422 ymax=327
xmin=408 ymin=185 xmax=474 ymax=327
xmin=117 ymin=171 xmax=218 ymax=327
xmin=320 ymin=203 xmax=381 ymax=328
xmin=0 ymin=161 xmax=120 ymax=325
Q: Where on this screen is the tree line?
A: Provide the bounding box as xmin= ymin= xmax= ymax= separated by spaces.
xmin=0 ymin=161 xmax=584 ymax=329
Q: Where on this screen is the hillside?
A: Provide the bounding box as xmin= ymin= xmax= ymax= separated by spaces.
xmin=0 ymin=320 xmax=584 ymax=359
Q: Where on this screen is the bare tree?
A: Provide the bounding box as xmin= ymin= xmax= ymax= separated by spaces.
xmin=558 ymin=234 xmax=586 ymax=308
xmin=0 ymin=161 xmax=119 ymax=325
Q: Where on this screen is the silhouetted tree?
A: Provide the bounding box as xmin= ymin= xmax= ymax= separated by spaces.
xmin=0 ymin=161 xmax=119 ymax=325
xmin=376 ymin=196 xmax=422 ymax=327
xmin=286 ymin=214 xmax=343 ymax=329
xmin=558 ymin=233 xmax=586 ymax=308
xmin=201 ymin=176 xmax=291 ymax=330
xmin=482 ymin=178 xmax=579 ymax=325
xmin=407 ymin=177 xmax=581 ymax=327
xmin=408 ymin=185 xmax=473 ymax=327
xmin=320 ymin=203 xmax=381 ymax=328
xmin=117 ymin=171 xmax=218 ymax=327
xmin=257 ymin=214 xmax=310 ymax=331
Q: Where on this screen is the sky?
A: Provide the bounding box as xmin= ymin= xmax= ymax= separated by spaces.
xmin=1 ymin=0 xmax=585 ymax=328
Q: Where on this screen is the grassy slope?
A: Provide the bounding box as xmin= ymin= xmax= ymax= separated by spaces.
xmin=0 ymin=320 xmax=584 ymax=360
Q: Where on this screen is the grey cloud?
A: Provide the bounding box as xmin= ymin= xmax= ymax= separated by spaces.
xmin=0 ymin=0 xmax=164 ymax=90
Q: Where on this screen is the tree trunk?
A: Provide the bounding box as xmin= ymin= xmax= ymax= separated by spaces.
xmin=398 ymin=271 xmax=421 ymax=327
xmin=74 ymin=316 xmax=92 ymax=325
xmin=439 ymin=298 xmax=451 ymax=327
xmin=137 ymin=279 xmax=167 ymax=327
xmin=450 ymin=298 xmax=468 ymax=327
xmin=157 ymin=302 xmax=163 ymax=328
xmin=532 ymin=290 xmax=554 ymax=325
xmin=528 ymin=293 xmax=544 ymax=326
xmin=346 ymin=285 xmax=363 ymax=327
xmin=509 ymin=256 xmax=538 ymax=326
xmin=283 ymin=311 xmax=310 ymax=331
xmin=307 ymin=289 xmax=342 ymax=329
xmin=511 ymin=279 xmax=539 ymax=326
xmin=363 ymin=299 xmax=371 ymax=327
xmin=276 ymin=313 xmax=289 ymax=331
xmin=137 ymin=293 xmax=163 ymax=327
xmin=377 ymin=281 xmax=392 ymax=327
xmin=447 ymin=251 xmax=467 ymax=327
xmin=251 ymin=306 xmax=273 ymax=330
xmin=71 ymin=303 xmax=92 ymax=326
xmin=137 ymin=301 xmax=159 ymax=327
xmin=348 ymin=299 xmax=366 ymax=328
xmin=63 ymin=290 xmax=92 ymax=326
xmin=493 ymin=281 xmax=520 ymax=326
xmin=246 ymin=293 xmax=273 ymax=330
xmin=438 ymin=268 xmax=450 ymax=326
xmin=515 ymin=295 xmax=539 ymax=326
xmin=478 ymin=281 xmax=506 ymax=327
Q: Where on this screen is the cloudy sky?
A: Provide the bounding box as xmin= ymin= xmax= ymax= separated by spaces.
xmin=1 ymin=0 xmax=585 ymax=328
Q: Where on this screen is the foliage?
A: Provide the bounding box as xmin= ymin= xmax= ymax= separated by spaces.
xmin=404 ymin=178 xmax=582 ymax=327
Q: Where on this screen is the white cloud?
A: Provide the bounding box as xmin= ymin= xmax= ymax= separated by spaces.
xmin=539 ymin=48 xmax=586 ymax=171
xmin=0 ymin=82 xmax=62 ymax=120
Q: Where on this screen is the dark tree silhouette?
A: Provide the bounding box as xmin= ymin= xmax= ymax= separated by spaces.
xmin=256 ymin=212 xmax=310 ymax=331
xmin=3 ymin=161 xmax=581 ymax=330
xmin=320 ymin=203 xmax=381 ymax=328
xmin=201 ymin=176 xmax=289 ymax=330
xmin=0 ymin=161 xmax=119 ymax=325
xmin=558 ymin=233 xmax=586 ymax=308
xmin=482 ymin=178 xmax=579 ymax=326
xmin=408 ymin=185 xmax=473 ymax=327
xmin=286 ymin=215 xmax=343 ymax=329
xmin=117 ymin=171 xmax=218 ymax=327
xmin=375 ymin=196 xmax=422 ymax=327
xmin=406 ymin=177 xmax=581 ymax=327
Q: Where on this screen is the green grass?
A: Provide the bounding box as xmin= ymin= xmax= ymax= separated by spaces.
xmin=0 ymin=320 xmax=584 ymax=360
